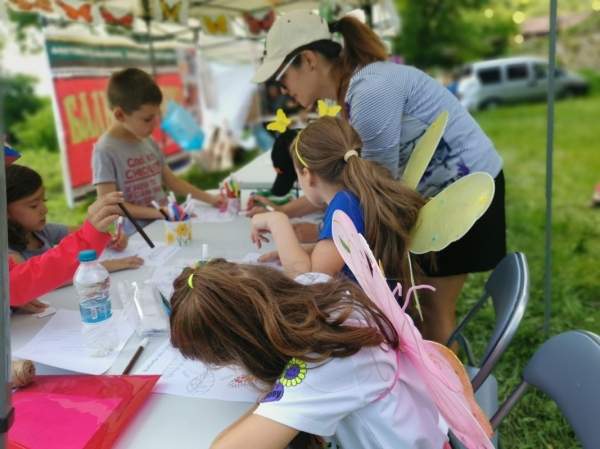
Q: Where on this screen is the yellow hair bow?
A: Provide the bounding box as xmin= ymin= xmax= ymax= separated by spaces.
xmin=317 ymin=99 xmax=342 ymax=117
xmin=266 ymin=108 xmax=292 ymax=133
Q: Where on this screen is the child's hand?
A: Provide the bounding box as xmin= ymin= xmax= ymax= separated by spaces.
xmin=292 ymin=222 xmax=319 ymax=243
xmin=87 ymin=191 xmax=124 ymax=232
xmin=250 ymin=213 xmax=274 ymax=249
xmin=258 ymin=251 xmax=280 ymax=263
xmin=245 ymin=195 xmax=277 ymax=217
xmin=101 ymin=256 xmax=144 ymax=273
xmin=15 ymin=299 xmax=48 ymax=314
xmin=211 ymin=193 xmax=227 ymax=209
xmin=109 ymin=229 xmax=128 ymax=251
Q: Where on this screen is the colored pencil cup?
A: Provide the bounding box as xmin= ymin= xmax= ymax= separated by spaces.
xmin=226 ymin=198 xmax=241 ymax=215
xmin=164 ymin=219 xmax=192 ymax=246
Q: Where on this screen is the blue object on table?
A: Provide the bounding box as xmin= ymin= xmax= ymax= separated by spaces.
xmin=160 ymin=101 xmax=205 ymax=151
xmin=4 ymin=144 xmax=21 ymax=165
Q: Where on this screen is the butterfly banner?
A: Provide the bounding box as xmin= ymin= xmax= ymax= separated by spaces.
xmin=243 ymin=9 xmax=275 ymax=35
xmin=99 ymin=4 xmax=134 ymax=29
xmin=153 ymin=0 xmax=188 ymax=24
xmin=6 ymin=0 xmax=53 ymax=14
xmin=54 ymin=0 xmax=94 ymax=24
xmin=200 ymin=14 xmax=230 ymax=35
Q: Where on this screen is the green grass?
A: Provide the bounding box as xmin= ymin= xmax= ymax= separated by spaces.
xmin=17 ymin=95 xmax=600 ymax=448
xmin=459 ymin=95 xmax=600 ymax=448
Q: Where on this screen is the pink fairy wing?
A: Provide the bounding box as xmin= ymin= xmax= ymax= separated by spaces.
xmin=332 ymin=210 xmax=494 ymax=449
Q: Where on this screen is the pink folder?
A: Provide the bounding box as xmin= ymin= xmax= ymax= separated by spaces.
xmin=9 ymin=375 xmax=159 ymax=449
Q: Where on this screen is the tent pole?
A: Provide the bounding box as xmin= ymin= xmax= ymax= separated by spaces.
xmin=0 ymin=66 xmax=14 ymax=449
xmin=544 ymin=0 xmax=558 ymax=335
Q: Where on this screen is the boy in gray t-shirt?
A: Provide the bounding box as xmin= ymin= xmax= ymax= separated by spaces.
xmin=93 ymin=68 xmax=224 ymax=234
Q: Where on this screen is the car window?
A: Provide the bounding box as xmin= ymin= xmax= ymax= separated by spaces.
xmin=507 ymin=63 xmax=529 ymax=81
xmin=477 ymin=67 xmax=501 ymax=85
xmin=534 ymin=64 xmax=547 ymax=79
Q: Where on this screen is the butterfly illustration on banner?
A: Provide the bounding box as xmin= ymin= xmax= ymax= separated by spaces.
xmin=7 ymin=0 xmax=53 ymax=13
xmin=266 ymin=109 xmax=292 ymax=133
xmin=332 ymin=210 xmax=494 ymax=449
xmin=55 ymin=0 xmax=93 ymax=23
xmin=317 ymin=99 xmax=341 ymax=117
xmin=154 ymin=0 xmax=188 ymax=24
xmin=243 ymin=9 xmax=275 ymax=35
xmin=201 ymin=14 xmax=229 ymax=35
xmin=99 ymin=5 xmax=134 ymax=28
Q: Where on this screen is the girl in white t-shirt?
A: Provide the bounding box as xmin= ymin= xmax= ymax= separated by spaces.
xmin=169 ymin=259 xmax=451 ymax=449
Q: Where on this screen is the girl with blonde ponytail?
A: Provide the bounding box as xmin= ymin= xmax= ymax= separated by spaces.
xmin=250 ymin=116 xmax=425 ymax=283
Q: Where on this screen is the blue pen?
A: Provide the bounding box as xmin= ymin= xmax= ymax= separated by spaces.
xmin=158 ymin=291 xmax=172 ymax=316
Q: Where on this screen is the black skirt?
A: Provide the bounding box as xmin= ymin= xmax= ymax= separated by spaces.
xmin=419 ymin=170 xmax=507 ymax=277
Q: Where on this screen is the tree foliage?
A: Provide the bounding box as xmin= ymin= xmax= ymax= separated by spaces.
xmin=11 ymin=98 xmax=58 ymax=152
xmin=393 ymin=0 xmax=517 ymax=69
xmin=1 ymin=74 xmax=43 ymax=134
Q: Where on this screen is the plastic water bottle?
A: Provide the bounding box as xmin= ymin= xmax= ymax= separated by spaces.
xmin=74 ymin=250 xmax=117 ymax=357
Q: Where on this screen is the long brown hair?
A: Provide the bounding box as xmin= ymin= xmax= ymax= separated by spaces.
xmin=169 ymin=259 xmax=398 ymax=386
xmin=292 ymin=117 xmax=425 ymax=284
xmin=286 ymin=16 xmax=387 ymax=106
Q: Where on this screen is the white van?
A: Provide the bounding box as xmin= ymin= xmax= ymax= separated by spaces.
xmin=457 ymin=56 xmax=588 ymax=111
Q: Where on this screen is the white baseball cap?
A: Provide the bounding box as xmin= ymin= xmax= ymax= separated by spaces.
xmin=252 ymin=10 xmax=332 ymax=83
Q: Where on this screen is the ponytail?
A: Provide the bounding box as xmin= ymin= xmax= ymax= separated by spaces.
xmin=291 ymin=117 xmax=425 ymax=282
xmin=288 ymin=15 xmax=388 ymax=106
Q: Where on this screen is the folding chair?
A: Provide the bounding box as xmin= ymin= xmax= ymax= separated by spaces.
xmin=490 ymin=330 xmax=600 ymax=449
xmin=448 ymin=252 xmax=529 ymax=392
xmin=446 ymin=251 xmax=529 ymax=445
xmin=450 ymin=330 xmax=600 ymax=449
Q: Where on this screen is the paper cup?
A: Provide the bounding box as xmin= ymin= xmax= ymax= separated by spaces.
xmin=164 ymin=219 xmax=192 ymax=246
xmin=226 ymin=198 xmax=241 ymax=214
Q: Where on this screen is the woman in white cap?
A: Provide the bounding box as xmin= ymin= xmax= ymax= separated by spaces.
xmin=252 ymin=10 xmax=506 ymax=345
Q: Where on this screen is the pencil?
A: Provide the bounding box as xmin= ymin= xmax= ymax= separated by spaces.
xmin=151 ymin=200 xmax=170 ymax=220
xmin=118 ymin=203 xmax=155 ymax=248
xmin=122 ymin=337 xmax=149 ymax=375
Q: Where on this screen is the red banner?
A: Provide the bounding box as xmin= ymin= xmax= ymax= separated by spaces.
xmin=53 ymin=73 xmax=184 ymax=188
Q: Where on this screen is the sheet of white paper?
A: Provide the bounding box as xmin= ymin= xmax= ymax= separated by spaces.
xmin=136 ymin=340 xmax=262 ymax=402
xmin=14 ymin=309 xmax=134 ymax=375
xmin=233 ymin=252 xmax=283 ymax=271
xmin=100 ymin=241 xmax=180 ymax=267
xmin=189 ymin=200 xmax=235 ymax=223
xmin=151 ymin=259 xmax=197 ymax=300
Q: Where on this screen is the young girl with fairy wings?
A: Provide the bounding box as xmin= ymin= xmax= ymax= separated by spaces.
xmin=250 ymin=116 xmax=424 ymax=286
xmin=168 ymin=223 xmax=493 ymax=448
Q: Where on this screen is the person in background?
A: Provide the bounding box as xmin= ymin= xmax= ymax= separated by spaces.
xmin=93 ymin=68 xmax=224 ymax=235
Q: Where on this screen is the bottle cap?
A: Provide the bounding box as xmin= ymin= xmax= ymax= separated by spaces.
xmin=78 ymin=249 xmax=98 ymax=262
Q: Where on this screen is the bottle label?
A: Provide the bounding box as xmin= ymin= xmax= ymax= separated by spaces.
xmin=79 ymin=295 xmax=112 ymax=324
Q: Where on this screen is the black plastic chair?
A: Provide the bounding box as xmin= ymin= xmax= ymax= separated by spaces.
xmin=490 ymin=330 xmax=600 ymax=449
xmin=448 ymin=252 xmax=530 ymax=392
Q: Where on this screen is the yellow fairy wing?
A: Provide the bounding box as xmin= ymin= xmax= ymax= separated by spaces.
xmin=402 ymin=111 xmax=449 ymax=189
xmin=266 ymin=108 xmax=291 ymax=133
xmin=409 ymin=172 xmax=494 ymax=254
xmin=317 ymin=99 xmax=341 ymax=117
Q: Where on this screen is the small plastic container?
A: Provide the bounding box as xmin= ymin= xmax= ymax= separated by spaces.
xmin=164 ymin=219 xmax=192 ymax=246
xmin=226 ymin=197 xmax=241 ymax=214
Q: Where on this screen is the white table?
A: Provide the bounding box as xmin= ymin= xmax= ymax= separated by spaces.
xmin=10 ymin=214 xmax=276 ymax=449
xmin=230 ymin=150 xmax=275 ymax=190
